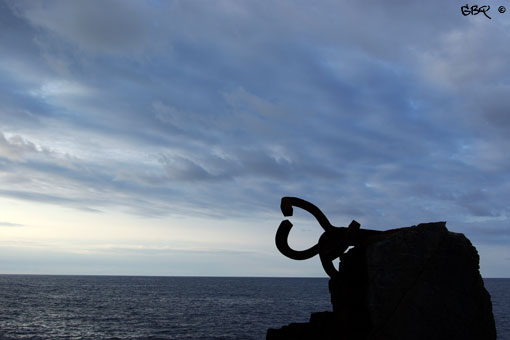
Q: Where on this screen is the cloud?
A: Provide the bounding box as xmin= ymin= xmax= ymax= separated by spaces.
xmin=0 ymin=221 xmax=24 ymax=227
xmin=0 ymin=0 xmax=508 ymax=253
xmin=0 ymin=132 xmax=42 ymax=162
xmin=8 ymin=0 xmax=156 ymax=55
xmin=223 ymin=87 xmax=287 ymax=119
xmin=0 ymin=189 xmax=103 ymax=213
xmin=160 ymin=155 xmax=229 ymax=182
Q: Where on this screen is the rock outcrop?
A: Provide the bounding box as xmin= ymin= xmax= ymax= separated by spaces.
xmin=267 ymin=222 xmax=496 ymax=340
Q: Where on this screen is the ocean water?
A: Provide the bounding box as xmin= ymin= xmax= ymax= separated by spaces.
xmin=485 ymin=279 xmax=510 ymax=340
xmin=0 ymin=275 xmax=507 ymax=340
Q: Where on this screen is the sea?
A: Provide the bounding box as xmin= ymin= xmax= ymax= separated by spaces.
xmin=0 ymin=275 xmax=507 ymax=340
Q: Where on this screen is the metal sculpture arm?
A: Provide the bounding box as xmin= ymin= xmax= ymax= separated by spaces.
xmin=275 ymin=197 xmax=381 ymax=278
xmin=275 ymin=197 xmax=333 ymax=260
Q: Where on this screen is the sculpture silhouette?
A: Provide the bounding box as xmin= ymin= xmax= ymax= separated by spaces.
xmin=271 ymin=197 xmax=497 ymax=340
xmin=275 ymin=196 xmax=383 ymax=279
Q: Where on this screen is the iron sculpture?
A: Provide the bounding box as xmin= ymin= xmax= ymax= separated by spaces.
xmin=275 ymin=196 xmax=383 ymax=279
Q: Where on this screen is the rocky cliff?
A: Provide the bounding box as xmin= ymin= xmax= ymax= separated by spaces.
xmin=267 ymin=222 xmax=496 ymax=340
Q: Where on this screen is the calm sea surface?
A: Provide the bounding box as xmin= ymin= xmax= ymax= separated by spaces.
xmin=0 ymin=275 xmax=507 ymax=340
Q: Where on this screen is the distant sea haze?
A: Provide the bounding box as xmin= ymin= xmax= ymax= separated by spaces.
xmin=0 ymin=275 xmax=507 ymax=340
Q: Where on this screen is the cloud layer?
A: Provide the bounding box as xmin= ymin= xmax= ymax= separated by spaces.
xmin=0 ymin=0 xmax=509 ymax=275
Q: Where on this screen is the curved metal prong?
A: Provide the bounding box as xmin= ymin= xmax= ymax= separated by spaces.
xmin=320 ymin=251 xmax=341 ymax=280
xmin=275 ymin=220 xmax=320 ymax=260
xmin=318 ymin=230 xmax=348 ymax=279
xmin=281 ymin=197 xmax=334 ymax=231
xmin=280 ymin=198 xmax=294 ymax=216
xmin=276 ymin=197 xmax=383 ymax=279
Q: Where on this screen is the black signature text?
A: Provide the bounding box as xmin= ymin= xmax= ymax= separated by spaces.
xmin=461 ymin=4 xmax=492 ymax=19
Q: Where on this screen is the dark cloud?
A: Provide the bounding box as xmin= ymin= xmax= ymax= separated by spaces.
xmin=8 ymin=0 xmax=156 ymax=55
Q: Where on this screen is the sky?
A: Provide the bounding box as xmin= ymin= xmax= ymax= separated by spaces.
xmin=0 ymin=0 xmax=509 ymax=277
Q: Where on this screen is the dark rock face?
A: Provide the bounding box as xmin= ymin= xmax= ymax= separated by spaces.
xmin=266 ymin=312 xmax=338 ymax=340
xmin=267 ymin=222 xmax=496 ymax=340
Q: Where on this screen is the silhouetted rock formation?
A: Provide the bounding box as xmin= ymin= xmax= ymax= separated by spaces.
xmin=267 ymin=222 xmax=496 ymax=340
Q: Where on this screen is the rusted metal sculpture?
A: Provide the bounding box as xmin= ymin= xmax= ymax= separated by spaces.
xmin=275 ymin=197 xmax=383 ymax=279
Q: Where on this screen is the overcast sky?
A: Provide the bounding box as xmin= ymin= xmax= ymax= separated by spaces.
xmin=0 ymin=0 xmax=509 ymax=277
